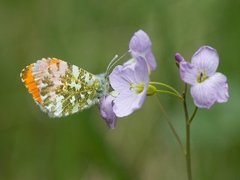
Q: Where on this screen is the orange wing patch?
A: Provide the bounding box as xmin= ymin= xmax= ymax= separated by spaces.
xmin=49 ymin=58 xmax=60 ymax=65
xmin=21 ymin=64 xmax=42 ymax=103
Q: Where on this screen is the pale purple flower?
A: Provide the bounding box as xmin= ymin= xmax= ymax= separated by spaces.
xmin=177 ymin=46 xmax=229 ymax=108
xmin=109 ymin=59 xmax=149 ymax=117
xmin=129 ymin=30 xmax=157 ymax=71
xmin=99 ymin=30 xmax=155 ymax=124
xmin=99 ymin=95 xmax=117 ymax=129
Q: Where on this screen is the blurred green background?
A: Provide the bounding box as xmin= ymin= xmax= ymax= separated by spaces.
xmin=0 ymin=0 xmax=239 ymax=179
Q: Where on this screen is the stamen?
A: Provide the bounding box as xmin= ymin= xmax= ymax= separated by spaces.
xmin=197 ymin=72 xmax=208 ymax=83
xmin=130 ymin=83 xmax=144 ymax=94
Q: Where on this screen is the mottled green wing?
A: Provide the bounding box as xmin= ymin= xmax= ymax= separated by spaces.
xmin=21 ymin=58 xmax=108 ymax=117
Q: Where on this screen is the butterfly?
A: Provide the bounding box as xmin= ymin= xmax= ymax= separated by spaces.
xmin=20 ymin=58 xmax=110 ymax=117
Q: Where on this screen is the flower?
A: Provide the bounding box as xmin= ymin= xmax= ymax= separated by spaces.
xmin=99 ymin=95 xmax=117 ymax=129
xmin=176 ymin=46 xmax=229 ymax=108
xmin=109 ymin=59 xmax=149 ymax=117
xmin=129 ymin=30 xmax=157 ymax=71
xmin=99 ymin=30 xmax=156 ymax=127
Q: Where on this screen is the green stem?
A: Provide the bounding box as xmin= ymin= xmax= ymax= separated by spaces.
xmin=156 ymin=95 xmax=185 ymax=153
xmin=150 ymin=82 xmax=181 ymax=96
xmin=186 ymin=121 xmax=192 ymax=180
xmin=182 ymin=84 xmax=192 ymax=180
xmin=156 ymin=90 xmax=183 ymax=101
xmin=188 ymin=107 xmax=198 ymax=125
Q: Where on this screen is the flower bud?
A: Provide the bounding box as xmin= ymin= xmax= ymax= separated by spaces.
xmin=147 ymin=84 xmax=157 ymax=96
xmin=175 ymin=53 xmax=184 ymax=66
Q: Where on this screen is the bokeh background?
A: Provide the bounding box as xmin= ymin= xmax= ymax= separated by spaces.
xmin=0 ymin=0 xmax=239 ymax=179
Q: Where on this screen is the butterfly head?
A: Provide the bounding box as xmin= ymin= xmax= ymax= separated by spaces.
xmin=95 ymin=73 xmax=110 ymax=99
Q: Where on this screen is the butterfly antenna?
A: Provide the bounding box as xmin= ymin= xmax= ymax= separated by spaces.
xmin=106 ymin=54 xmax=119 ymax=75
xmin=106 ymin=51 xmax=128 ymax=75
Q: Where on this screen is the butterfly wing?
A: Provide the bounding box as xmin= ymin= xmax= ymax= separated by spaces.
xmin=21 ymin=58 xmax=106 ymax=117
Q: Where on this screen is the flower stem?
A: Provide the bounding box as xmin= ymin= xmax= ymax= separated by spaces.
xmin=150 ymin=82 xmax=181 ymax=97
xmin=156 ymin=90 xmax=183 ymax=101
xmin=156 ymin=95 xmax=185 ymax=153
xmin=188 ymin=107 xmax=198 ymax=124
xmin=182 ymin=84 xmax=192 ymax=180
xmin=186 ymin=121 xmax=192 ymax=180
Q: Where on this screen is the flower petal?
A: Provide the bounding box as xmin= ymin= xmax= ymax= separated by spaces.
xmin=129 ymin=30 xmax=151 ymax=53
xmin=99 ymin=95 xmax=117 ymax=129
xmin=191 ymin=46 xmax=219 ymax=76
xmin=109 ymin=65 xmax=131 ymax=92
xmin=123 ymin=58 xmax=135 ymax=67
xmin=144 ymin=50 xmax=157 ymax=71
xmin=190 ymin=82 xmax=216 ymax=109
xmin=209 ymin=72 xmax=229 ymax=103
xmin=113 ymin=91 xmax=146 ymax=117
xmin=190 ymin=72 xmax=229 ymax=108
xmin=129 ymin=30 xmax=157 ymax=71
xmin=179 ymin=61 xmax=198 ymax=85
xmin=134 ymin=58 xmax=149 ymax=85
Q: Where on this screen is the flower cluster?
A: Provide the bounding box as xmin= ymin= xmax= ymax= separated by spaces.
xmin=99 ymin=30 xmax=156 ymax=128
xmin=99 ymin=30 xmax=229 ymax=129
xmin=97 ymin=31 xmax=230 ymax=180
